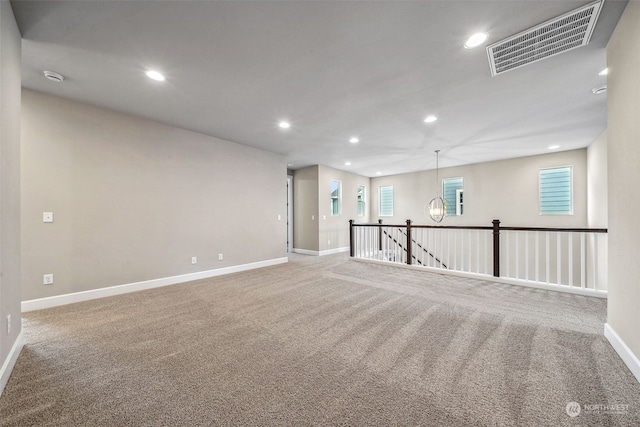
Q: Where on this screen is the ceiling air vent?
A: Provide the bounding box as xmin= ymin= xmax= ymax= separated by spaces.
xmin=486 ymin=0 xmax=603 ymax=76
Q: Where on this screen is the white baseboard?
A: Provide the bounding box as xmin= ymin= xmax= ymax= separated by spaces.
xmin=22 ymin=257 xmax=288 ymax=312
xmin=0 ymin=330 xmax=24 ymax=397
xmin=604 ymin=323 xmax=640 ymax=384
xmin=320 ymin=247 xmax=349 ymax=256
xmin=293 ymin=247 xmax=349 ymax=256
xmin=351 ymin=257 xmax=608 ymax=299
xmin=292 ymin=248 xmax=319 ymax=256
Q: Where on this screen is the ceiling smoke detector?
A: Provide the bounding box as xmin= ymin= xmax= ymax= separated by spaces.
xmin=43 ymin=70 xmax=65 ymax=83
xmin=486 ymin=0 xmax=603 ymax=76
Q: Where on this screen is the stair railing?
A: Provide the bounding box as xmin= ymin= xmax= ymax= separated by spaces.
xmin=349 ymin=219 xmax=608 ymax=295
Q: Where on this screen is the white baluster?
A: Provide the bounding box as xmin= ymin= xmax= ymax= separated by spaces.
xmin=525 ymin=232 xmax=529 ymax=281
xmin=546 ymin=232 xmax=550 ymax=284
xmin=593 ymin=233 xmax=599 ymax=291
xmin=515 ymin=232 xmax=520 ymax=279
xmin=568 ymin=232 xmax=573 ymax=287
xmin=557 ymin=233 xmax=561 ymax=285
xmin=505 ymin=231 xmax=510 ymax=278
xmin=580 ymin=233 xmax=586 ymax=288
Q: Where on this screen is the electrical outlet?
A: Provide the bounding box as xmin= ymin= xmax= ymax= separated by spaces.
xmin=43 ymin=274 xmax=54 ymax=285
xmin=191 ymin=256 xmax=197 ymax=264
xmin=312 ymin=215 xmax=315 ymax=220
xmin=6 ymin=315 xmax=11 ymax=335
xmin=218 ymin=253 xmax=223 ymax=261
xmin=323 ymin=215 xmax=327 ymax=220
xmin=277 ymin=214 xmax=281 ymax=220
xmin=328 ymin=240 xmax=331 ymax=246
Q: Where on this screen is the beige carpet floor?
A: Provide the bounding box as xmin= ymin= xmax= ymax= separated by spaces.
xmin=1 ymin=253 xmax=638 ymax=426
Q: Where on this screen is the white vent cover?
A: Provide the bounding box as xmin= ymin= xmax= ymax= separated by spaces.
xmin=486 ymin=0 xmax=603 ymax=76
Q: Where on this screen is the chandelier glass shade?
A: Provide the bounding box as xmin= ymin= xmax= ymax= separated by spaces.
xmin=427 ymin=194 xmax=446 ymax=223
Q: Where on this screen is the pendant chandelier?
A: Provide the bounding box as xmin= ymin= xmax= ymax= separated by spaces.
xmin=426 ymin=150 xmax=446 ymax=223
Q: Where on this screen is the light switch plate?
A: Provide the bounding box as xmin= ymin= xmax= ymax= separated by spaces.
xmin=43 ymin=274 xmax=54 ymax=285
xmin=43 ymin=212 xmax=54 ymax=223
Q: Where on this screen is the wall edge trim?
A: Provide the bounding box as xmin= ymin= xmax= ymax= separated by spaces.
xmin=0 ymin=330 xmax=25 ymax=397
xmin=293 ymin=247 xmax=349 ymax=256
xmin=604 ymin=323 xmax=640 ymax=384
xmin=292 ymin=248 xmax=319 ymax=256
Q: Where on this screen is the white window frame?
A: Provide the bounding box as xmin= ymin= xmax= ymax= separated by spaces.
xmin=357 ymin=185 xmax=366 ymax=217
xmin=443 ymin=177 xmax=464 ymax=217
xmin=539 ymin=166 xmax=573 ymax=216
xmin=455 ymin=188 xmax=464 ymax=216
xmin=379 ymin=185 xmax=394 ymax=217
xmin=330 ymin=180 xmax=342 ymax=216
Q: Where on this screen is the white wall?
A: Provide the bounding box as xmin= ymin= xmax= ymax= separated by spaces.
xmin=0 ymin=0 xmax=22 ymax=394
xmin=318 ymin=165 xmax=370 ymax=252
xmin=293 ymin=166 xmax=319 ymax=252
xmin=370 ymin=149 xmax=588 ymax=228
xmin=21 ymin=89 xmax=287 ymax=302
xmin=587 ymin=130 xmax=608 ymax=228
xmin=293 ymin=165 xmax=369 ymax=253
xmin=587 ymin=131 xmax=608 ymax=290
xmin=606 ymin=0 xmax=640 ymax=380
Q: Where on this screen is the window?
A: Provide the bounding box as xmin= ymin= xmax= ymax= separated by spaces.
xmin=379 ymin=185 xmax=394 ymax=217
xmin=539 ymin=166 xmax=573 ymax=215
xmin=357 ymin=185 xmax=366 ymax=217
xmin=330 ymin=180 xmax=341 ymax=216
xmin=443 ymin=177 xmax=464 ymax=216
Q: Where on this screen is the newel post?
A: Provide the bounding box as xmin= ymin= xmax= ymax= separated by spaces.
xmin=492 ymin=219 xmax=500 ymax=277
xmin=406 ymin=219 xmax=413 ymax=265
xmin=349 ymin=220 xmax=355 ymax=257
xmin=377 ymin=219 xmax=383 ymax=251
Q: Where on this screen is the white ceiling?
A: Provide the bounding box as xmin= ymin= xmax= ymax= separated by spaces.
xmin=11 ymin=0 xmax=627 ymax=177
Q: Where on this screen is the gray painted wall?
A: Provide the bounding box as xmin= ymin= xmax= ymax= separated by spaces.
xmin=0 ymin=0 xmax=22 ymax=381
xmin=370 ymin=149 xmax=588 ymax=228
xmin=21 ymin=90 xmax=287 ymax=301
xmin=317 ymin=165 xmax=370 ymax=252
xmin=293 ymin=165 xmax=369 ymax=252
xmin=587 ymin=131 xmax=608 ymax=229
xmin=292 ymin=166 xmax=319 ymax=252
xmin=607 ymin=0 xmax=640 ymax=364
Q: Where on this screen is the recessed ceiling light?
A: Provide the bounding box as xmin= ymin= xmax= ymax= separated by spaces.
xmin=376 ymin=172 xmax=382 ymax=175
xmin=349 ymin=137 xmax=359 ymax=144
xmin=424 ymin=115 xmax=438 ymax=123
xmin=599 ymin=68 xmax=609 ymax=76
xmin=145 ymin=70 xmax=166 ymax=81
xmin=345 ymin=162 xmax=352 ymax=166
xmin=464 ymin=32 xmax=488 ymax=49
xmin=592 ymin=86 xmax=607 ymax=95
xmin=43 ymin=70 xmax=64 ymax=83
xmin=278 ymin=121 xmax=291 ymax=129
xmin=548 ymin=145 xmax=560 ymax=150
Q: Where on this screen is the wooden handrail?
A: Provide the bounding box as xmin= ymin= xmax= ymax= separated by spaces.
xmin=351 ymin=222 xmax=607 ymax=233
xmin=499 ymin=226 xmax=608 ymax=233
